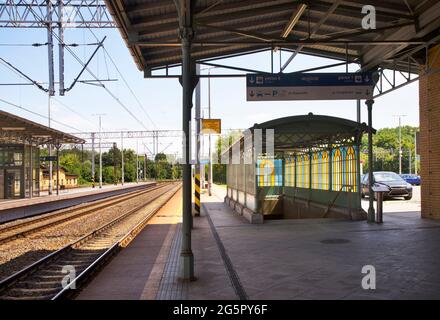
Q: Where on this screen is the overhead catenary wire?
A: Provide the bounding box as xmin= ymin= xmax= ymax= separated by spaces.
xmin=52 ymin=97 xmax=97 ymax=129
xmin=0 ymin=57 xmax=47 ymax=92
xmin=0 ymin=98 xmax=82 ymax=132
xmin=86 ymin=28 xmax=157 ymax=129
xmin=22 ymin=5 xmax=151 ymax=132
xmin=0 ymin=43 xmax=48 ymax=47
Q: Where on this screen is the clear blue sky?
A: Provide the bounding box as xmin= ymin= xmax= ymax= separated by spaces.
xmin=0 ymin=27 xmax=420 ymax=156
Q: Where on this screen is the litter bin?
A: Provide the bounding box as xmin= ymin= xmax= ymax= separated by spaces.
xmin=372 ymin=183 xmax=390 ymax=223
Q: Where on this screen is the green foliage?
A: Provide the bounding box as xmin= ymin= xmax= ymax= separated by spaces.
xmin=361 ymin=125 xmax=419 ymax=173
xmin=40 ymin=146 xmax=179 ymax=186
xmin=211 ymin=131 xmax=241 ymax=184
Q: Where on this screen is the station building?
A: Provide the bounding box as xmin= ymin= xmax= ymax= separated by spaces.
xmin=39 ymin=165 xmax=79 ymax=191
xmin=0 ymin=110 xmax=84 ymax=200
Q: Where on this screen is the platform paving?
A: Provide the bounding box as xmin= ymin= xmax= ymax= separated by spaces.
xmin=77 ymin=189 xmax=183 ymax=300
xmin=0 ymin=182 xmax=154 ymax=223
xmin=198 ymin=185 xmax=440 ymax=300
xmin=0 ymin=182 xmax=151 ymax=210
xmin=77 ymin=184 xmax=440 ymax=300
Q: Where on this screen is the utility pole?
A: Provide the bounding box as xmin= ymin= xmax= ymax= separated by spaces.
xmin=93 ymin=114 xmax=105 ymax=188
xmin=393 ymin=115 xmax=407 ymax=175
xmin=91 ymin=132 xmax=95 ymax=188
xmin=144 ymin=152 xmax=147 ymax=181
xmin=409 ymin=149 xmax=412 ymax=175
xmin=121 ymin=131 xmax=124 ymax=185
xmin=48 ymin=96 xmax=53 ymax=195
xmin=58 ymin=0 xmax=65 ymax=96
xmin=414 ymin=130 xmax=418 ymax=175
xmin=136 ymin=139 xmax=139 ymax=183
xmin=47 ymin=0 xmax=55 ymax=196
xmin=113 ymin=142 xmax=117 ymax=185
xmin=99 ymin=116 xmax=103 ymax=188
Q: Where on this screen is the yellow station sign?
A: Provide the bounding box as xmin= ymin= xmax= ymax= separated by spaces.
xmin=201 ymin=119 xmax=221 ymax=134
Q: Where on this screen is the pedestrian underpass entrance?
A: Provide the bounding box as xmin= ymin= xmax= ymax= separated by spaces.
xmin=224 ymin=114 xmax=372 ymax=222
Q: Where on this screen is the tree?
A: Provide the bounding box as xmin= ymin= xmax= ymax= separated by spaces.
xmin=361 ymin=125 xmax=419 ymax=174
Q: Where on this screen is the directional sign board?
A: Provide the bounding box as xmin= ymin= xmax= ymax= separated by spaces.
xmin=201 ymin=119 xmax=221 ymax=134
xmin=40 ymin=156 xmax=58 ymax=162
xmin=246 ymin=72 xmax=374 ymax=101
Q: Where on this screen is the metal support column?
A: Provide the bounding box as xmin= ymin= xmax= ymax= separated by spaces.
xmin=356 ymin=99 xmax=361 ymax=123
xmin=144 ymin=153 xmax=147 ymax=181
xmin=175 ymin=0 xmax=197 ymax=281
xmin=366 ymin=99 xmax=375 ymax=223
xmin=47 ymin=0 xmax=55 ymax=196
xmin=99 ymin=117 xmax=103 ymax=188
xmin=91 ymin=133 xmax=95 ymax=188
xmin=58 ymin=0 xmax=65 ymax=96
xmin=29 ymin=145 xmax=33 ymax=199
xmin=356 ymin=100 xmax=362 ymax=202
xmin=48 ymin=97 xmax=53 ymax=195
xmin=194 ymin=64 xmax=201 ymax=216
xmin=55 ymin=144 xmax=60 ymax=196
xmin=47 ymin=0 xmax=55 ymax=97
xmin=207 ymin=69 xmax=212 ymax=196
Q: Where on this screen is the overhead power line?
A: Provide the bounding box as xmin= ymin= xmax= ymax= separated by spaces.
xmin=0 ymin=56 xmax=48 ymax=92
xmin=52 ymin=97 xmax=97 ymax=129
xmin=0 ymin=98 xmax=82 ymax=132
xmin=86 ymin=28 xmax=157 ymax=129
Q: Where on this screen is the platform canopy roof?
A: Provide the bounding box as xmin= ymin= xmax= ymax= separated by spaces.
xmin=0 ymin=110 xmax=85 ymax=145
xmin=105 ymin=0 xmax=440 ymax=73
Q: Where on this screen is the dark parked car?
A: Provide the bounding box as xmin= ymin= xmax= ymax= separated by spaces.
xmin=361 ymin=171 xmax=413 ymax=200
xmin=400 ymin=174 xmax=421 ymax=186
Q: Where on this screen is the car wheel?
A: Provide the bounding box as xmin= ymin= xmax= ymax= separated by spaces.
xmin=404 ymin=195 xmax=412 ymax=200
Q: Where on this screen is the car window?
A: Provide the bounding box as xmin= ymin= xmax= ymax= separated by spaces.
xmin=374 ymin=172 xmax=403 ymax=182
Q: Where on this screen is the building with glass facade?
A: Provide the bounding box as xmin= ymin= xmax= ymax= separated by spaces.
xmin=0 ymin=110 xmax=84 ymax=200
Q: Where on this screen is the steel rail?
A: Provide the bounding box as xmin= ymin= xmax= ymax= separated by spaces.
xmin=0 ymin=183 xmax=161 ymax=245
xmin=53 ymin=183 xmax=181 ymax=300
xmin=0 ymin=182 xmax=181 ymax=300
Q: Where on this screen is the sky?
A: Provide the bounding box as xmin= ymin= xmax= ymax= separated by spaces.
xmin=0 ymin=27 xmax=420 ymax=158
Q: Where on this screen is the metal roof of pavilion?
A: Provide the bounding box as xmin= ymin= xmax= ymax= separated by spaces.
xmin=224 ymin=114 xmax=374 ymax=155
xmin=105 ymin=0 xmax=440 ymax=73
xmin=0 ymin=110 xmax=85 ymax=145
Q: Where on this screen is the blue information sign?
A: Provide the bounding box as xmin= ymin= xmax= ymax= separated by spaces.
xmin=246 ymin=72 xmax=374 ymax=101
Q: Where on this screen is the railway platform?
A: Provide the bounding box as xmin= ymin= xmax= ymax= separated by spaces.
xmin=77 ymin=184 xmax=440 ymax=300
xmin=0 ymin=182 xmax=155 ymax=224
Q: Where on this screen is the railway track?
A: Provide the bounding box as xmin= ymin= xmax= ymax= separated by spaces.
xmin=0 ymin=182 xmax=181 ymax=300
xmin=0 ymin=183 xmax=162 ymax=245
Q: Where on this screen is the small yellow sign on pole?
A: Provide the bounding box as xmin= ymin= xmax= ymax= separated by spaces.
xmin=201 ymin=119 xmax=221 ymax=134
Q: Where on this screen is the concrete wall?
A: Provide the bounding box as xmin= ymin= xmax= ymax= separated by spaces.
xmin=420 ymin=44 xmax=440 ymax=219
